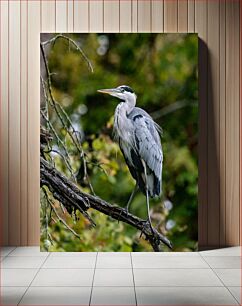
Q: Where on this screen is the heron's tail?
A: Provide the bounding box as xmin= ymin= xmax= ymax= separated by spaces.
xmin=152 ymin=174 xmax=161 ymax=197
xmin=140 ymin=171 xmax=161 ymax=198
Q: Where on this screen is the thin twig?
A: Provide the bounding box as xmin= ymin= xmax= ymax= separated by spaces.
xmin=40 ymin=43 xmax=83 ymax=154
xmin=40 ymin=110 xmax=75 ymax=179
xmin=42 ymin=187 xmax=82 ymax=240
xmin=151 ymin=99 xmax=197 ymax=120
xmin=41 ymin=34 xmax=93 ymax=73
xmin=40 ymin=40 xmax=96 ymax=194
xmin=48 ymin=232 xmax=54 ymax=245
xmin=44 ymin=148 xmax=77 ymax=182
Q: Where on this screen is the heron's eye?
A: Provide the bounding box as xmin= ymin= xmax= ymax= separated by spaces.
xmin=120 ymin=88 xmax=124 ymax=93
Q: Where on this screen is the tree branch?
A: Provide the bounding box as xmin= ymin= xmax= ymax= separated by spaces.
xmin=150 ymin=99 xmax=197 ymax=120
xmin=42 ymin=187 xmax=82 ymax=240
xmin=40 ymin=157 xmax=172 ymax=251
xmin=40 ymin=39 xmax=95 ymax=195
xmin=41 ymin=34 xmax=93 ymax=73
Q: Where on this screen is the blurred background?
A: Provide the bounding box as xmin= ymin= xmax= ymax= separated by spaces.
xmin=40 ymin=33 xmax=198 ymax=252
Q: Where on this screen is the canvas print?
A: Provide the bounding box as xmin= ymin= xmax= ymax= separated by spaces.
xmin=40 ymin=33 xmax=198 ymax=252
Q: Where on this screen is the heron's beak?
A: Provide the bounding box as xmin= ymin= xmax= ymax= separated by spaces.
xmin=97 ymin=88 xmax=121 ymax=96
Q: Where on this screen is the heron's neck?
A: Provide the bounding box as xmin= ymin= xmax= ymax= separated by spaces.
xmin=123 ymin=94 xmax=136 ymax=114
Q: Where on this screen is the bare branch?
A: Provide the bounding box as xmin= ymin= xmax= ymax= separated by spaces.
xmin=151 ymin=99 xmax=197 ymax=120
xmin=40 ymin=157 xmax=95 ymax=227
xmin=40 ymin=157 xmax=172 ymax=251
xmin=40 ymin=43 xmax=83 ymax=154
xmin=40 ymin=110 xmax=75 ymax=180
xmin=41 ymin=34 xmax=93 ymax=73
xmin=42 ymin=187 xmax=82 ymax=240
xmin=40 ymin=39 xmax=95 ymax=194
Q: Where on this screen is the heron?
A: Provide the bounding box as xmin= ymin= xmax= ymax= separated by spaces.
xmin=97 ymin=85 xmax=163 ymax=232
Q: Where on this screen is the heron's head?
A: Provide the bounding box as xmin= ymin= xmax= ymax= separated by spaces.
xmin=97 ymin=85 xmax=136 ymax=103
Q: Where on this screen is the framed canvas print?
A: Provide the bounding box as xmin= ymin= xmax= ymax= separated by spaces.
xmin=40 ymin=33 xmax=198 ymax=252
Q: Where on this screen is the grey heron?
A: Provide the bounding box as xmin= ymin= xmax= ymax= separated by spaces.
xmin=98 ymin=85 xmax=163 ymax=232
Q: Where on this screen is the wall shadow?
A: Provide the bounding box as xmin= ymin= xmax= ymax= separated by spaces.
xmin=198 ymin=38 xmax=221 ymax=250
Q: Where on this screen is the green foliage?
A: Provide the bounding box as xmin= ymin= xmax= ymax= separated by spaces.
xmin=41 ymin=33 xmax=198 ymax=252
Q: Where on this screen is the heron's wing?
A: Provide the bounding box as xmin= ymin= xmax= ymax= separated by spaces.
xmin=130 ymin=110 xmax=163 ymax=181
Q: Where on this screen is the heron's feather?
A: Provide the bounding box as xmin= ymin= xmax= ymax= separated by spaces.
xmin=129 ymin=108 xmax=163 ymax=196
xmin=113 ymin=103 xmax=163 ymax=197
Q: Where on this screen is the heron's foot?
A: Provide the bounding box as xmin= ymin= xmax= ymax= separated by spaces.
xmin=139 ymin=219 xmax=154 ymax=238
xmin=117 ymin=206 xmax=129 ymax=223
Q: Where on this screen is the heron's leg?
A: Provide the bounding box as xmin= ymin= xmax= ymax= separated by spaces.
xmin=118 ymin=184 xmax=138 ymax=223
xmin=145 ymin=187 xmax=152 ymax=227
xmin=125 ymin=183 xmax=139 ymax=212
xmin=142 ymin=161 xmax=154 ymax=234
